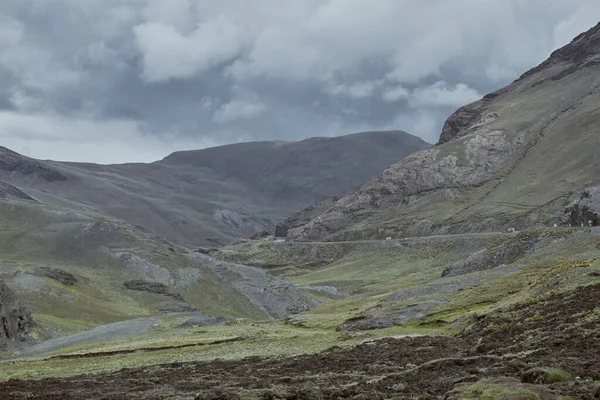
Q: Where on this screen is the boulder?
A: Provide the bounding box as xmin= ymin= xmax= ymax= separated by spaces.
xmin=0 ymin=280 xmax=34 ymax=350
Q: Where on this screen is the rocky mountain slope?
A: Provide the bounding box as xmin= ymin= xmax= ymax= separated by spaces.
xmin=0 ymin=130 xmax=427 ymax=247
xmin=0 ymin=198 xmax=316 ymax=339
xmin=286 ymin=22 xmax=600 ymax=241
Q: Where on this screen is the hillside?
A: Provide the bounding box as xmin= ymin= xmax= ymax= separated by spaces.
xmin=286 ymin=22 xmax=600 ymax=241
xmin=0 ymin=198 xmax=317 ymax=346
xmin=0 ymin=130 xmax=427 ymax=247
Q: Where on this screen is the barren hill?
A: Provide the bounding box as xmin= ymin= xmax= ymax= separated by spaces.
xmin=0 ymin=130 xmax=427 ymax=247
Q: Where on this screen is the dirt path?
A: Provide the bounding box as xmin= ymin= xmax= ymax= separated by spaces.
xmin=10 ymin=317 xmax=160 ymax=359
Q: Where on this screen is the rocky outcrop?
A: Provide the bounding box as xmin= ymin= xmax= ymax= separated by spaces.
xmin=438 ymin=101 xmax=497 ymax=144
xmin=275 ymin=196 xmax=340 ymax=238
xmin=441 ymin=232 xmax=541 ymax=277
xmin=290 ymin=131 xmax=514 ymax=240
xmin=565 ymin=186 xmax=600 ymax=227
xmin=0 ymin=280 xmax=34 ymax=350
xmin=36 ymin=267 xmax=78 ymax=286
xmin=123 ymin=280 xmax=185 ymax=302
xmin=193 ymin=253 xmax=318 ymax=319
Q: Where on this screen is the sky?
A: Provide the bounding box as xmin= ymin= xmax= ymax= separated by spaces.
xmin=0 ymin=1 xmax=599 ymax=163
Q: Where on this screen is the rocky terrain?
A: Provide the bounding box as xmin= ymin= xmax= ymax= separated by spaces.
xmin=0 ymin=130 xmax=427 ymax=247
xmin=286 ymin=22 xmax=600 ymax=242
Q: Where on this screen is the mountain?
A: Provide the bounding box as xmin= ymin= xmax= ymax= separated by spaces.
xmin=0 ymin=130 xmax=428 ymax=247
xmin=2 ymin=24 xmax=600 ymax=400
xmin=286 ymin=22 xmax=600 ymax=241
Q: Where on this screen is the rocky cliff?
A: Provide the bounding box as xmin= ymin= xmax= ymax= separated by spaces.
xmin=0 ymin=281 xmax=33 ymax=350
xmin=288 ymin=22 xmax=600 ymax=241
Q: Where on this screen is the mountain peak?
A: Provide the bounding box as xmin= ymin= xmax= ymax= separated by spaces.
xmin=516 ymin=21 xmax=600 ymax=83
xmin=438 ymin=21 xmax=600 ymax=145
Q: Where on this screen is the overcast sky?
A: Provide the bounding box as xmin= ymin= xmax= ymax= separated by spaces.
xmin=0 ymin=1 xmax=598 ymax=163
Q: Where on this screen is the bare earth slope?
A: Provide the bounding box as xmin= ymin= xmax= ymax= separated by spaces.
xmin=288 ymin=22 xmax=600 ymax=241
xmin=0 ymin=130 xmax=427 ymax=247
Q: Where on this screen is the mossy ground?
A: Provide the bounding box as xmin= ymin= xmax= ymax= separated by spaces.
xmin=0 ymin=319 xmax=438 ymax=381
xmin=2 ymin=227 xmax=599 ymax=384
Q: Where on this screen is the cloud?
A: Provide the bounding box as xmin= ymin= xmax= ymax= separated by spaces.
xmin=0 ymin=111 xmax=218 ymax=163
xmin=410 ymin=82 xmax=482 ymax=108
xmin=213 ymin=98 xmax=267 ymax=124
xmin=326 ymin=80 xmax=383 ymax=99
xmin=0 ymin=0 xmax=599 ymax=162
xmin=382 ymin=86 xmax=410 ymax=102
xmin=134 ymin=15 xmax=244 ymax=82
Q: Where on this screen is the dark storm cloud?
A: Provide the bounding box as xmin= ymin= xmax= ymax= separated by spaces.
xmin=0 ymin=0 xmax=599 ymax=162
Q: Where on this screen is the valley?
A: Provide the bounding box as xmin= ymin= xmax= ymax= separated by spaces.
xmin=1 ymin=17 xmax=600 ymax=400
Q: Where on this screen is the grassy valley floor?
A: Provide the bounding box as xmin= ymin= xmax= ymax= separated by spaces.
xmin=1 ymin=283 xmax=598 ymax=399
xmin=1 ymin=228 xmax=600 ymax=399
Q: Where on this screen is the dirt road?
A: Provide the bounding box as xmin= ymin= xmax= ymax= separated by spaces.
xmin=10 ymin=317 xmax=160 ymax=359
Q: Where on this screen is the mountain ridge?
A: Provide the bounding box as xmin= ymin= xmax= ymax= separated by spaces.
xmin=0 ymin=130 xmax=428 ymax=247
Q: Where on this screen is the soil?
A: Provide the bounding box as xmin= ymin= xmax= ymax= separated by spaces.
xmin=1 ymin=284 xmax=599 ymax=400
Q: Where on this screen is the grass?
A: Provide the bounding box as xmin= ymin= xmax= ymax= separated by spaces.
xmin=0 ymin=320 xmax=436 ymax=382
xmin=2 ymin=226 xmax=600 ymax=383
xmin=455 ymin=379 xmax=542 ymax=399
xmin=544 ymin=368 xmax=572 ymax=384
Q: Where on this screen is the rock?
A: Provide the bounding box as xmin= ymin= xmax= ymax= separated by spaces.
xmin=176 ymin=313 xmax=232 ymax=328
xmin=438 ymin=101 xmax=495 ymax=144
xmin=214 ymin=209 xmax=267 ymax=234
xmin=565 ymin=187 xmax=600 ymax=227
xmin=0 ymin=280 xmax=34 ymax=350
xmin=123 ymin=280 xmax=184 ymax=302
xmin=442 ymin=232 xmax=539 ymax=277
xmin=36 ymin=267 xmax=78 ymax=286
xmin=194 ymin=247 xmax=218 ymax=255
xmin=337 ymin=315 xmax=394 ymax=331
xmin=392 ymin=301 xmax=444 ymax=324
xmin=159 ymin=304 xmax=197 ymax=313
xmin=115 ymin=253 xmax=174 ymax=285
xmin=250 ymin=229 xmax=271 ymax=240
xmin=275 ymin=197 xmax=340 ymax=238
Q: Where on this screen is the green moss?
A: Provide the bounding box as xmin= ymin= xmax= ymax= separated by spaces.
xmin=456 ymin=380 xmax=541 ymax=400
xmin=544 ymin=368 xmax=572 ymax=384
